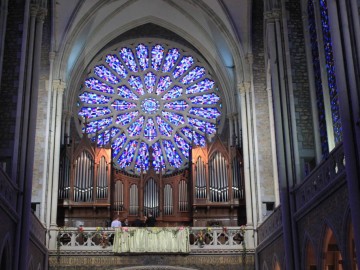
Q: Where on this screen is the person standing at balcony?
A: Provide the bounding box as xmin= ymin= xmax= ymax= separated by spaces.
xmin=111 ymin=216 xmax=122 ymax=228
xmin=145 ymin=212 xmax=156 ymax=227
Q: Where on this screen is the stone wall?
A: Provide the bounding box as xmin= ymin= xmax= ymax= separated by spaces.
xmin=252 ymin=0 xmax=275 ymax=214
xmin=0 ymin=0 xmax=26 ymax=175
xmin=285 ymin=0 xmax=315 ymax=178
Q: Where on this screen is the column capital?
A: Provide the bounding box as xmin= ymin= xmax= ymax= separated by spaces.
xmin=264 ymin=10 xmax=281 ymax=21
xmin=30 ymin=4 xmax=39 ymax=17
xmin=237 ymin=82 xmax=251 ymax=95
xmin=53 ymin=80 xmax=66 ymax=93
xmin=36 ymin=7 xmax=47 ymax=22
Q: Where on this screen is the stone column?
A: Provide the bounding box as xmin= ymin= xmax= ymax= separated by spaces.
xmin=238 ymin=83 xmax=254 ymax=228
xmin=50 ymin=80 xmax=65 ymax=226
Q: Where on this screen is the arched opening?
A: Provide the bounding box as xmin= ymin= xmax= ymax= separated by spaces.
xmin=306 ymin=240 xmax=317 ymax=270
xmin=322 ymin=226 xmax=343 ymax=270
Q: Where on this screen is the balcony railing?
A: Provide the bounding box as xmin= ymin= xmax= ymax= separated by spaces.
xmin=50 ymin=226 xmax=249 ymax=255
xmin=294 ymin=143 xmax=346 ymax=213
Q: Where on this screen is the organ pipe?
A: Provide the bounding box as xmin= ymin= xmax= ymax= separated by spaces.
xmin=209 ymin=152 xmax=229 ymax=202
xmin=74 ymin=151 xmax=94 ymax=202
xmin=164 ymin=184 xmax=173 ymax=215
xmin=97 ymin=156 xmax=108 ymax=199
xmin=129 ymin=184 xmax=138 ymax=215
xmin=144 ymin=178 xmax=159 ymax=217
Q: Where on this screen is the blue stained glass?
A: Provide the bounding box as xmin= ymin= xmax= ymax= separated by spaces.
xmin=135 ymin=142 xmax=149 ymax=172
xmin=181 ymin=127 xmax=206 ymax=147
xmin=79 ymin=92 xmax=110 ymax=104
xmin=151 ymin=44 xmax=165 ymax=71
xmin=180 ymin=66 xmax=205 ymax=85
xmin=156 ymin=76 xmax=172 ymax=95
xmin=309 ymin=0 xmax=329 ymax=157
xmin=105 ymin=54 xmax=128 ymax=78
xmin=83 ymin=117 xmax=112 ymax=134
xmin=136 ymin=43 xmax=149 ymax=71
xmin=141 ymin=98 xmax=160 ymax=114
xmin=116 ymin=111 xmax=139 ymax=126
xmin=144 ymin=72 xmax=156 ymax=93
xmin=119 ymin=47 xmax=138 ymax=72
xmin=79 ymin=106 xmax=111 ymax=119
xmin=118 ymin=140 xmax=138 ymax=168
xmin=117 ymin=85 xmax=139 ymax=100
xmin=112 ymin=133 xmax=127 ymax=158
xmin=188 ymin=93 xmax=220 ymax=105
xmin=189 ymin=107 xmax=220 ymax=119
xmin=319 ymin=0 xmax=342 ymax=143
xmin=162 ymin=140 xmax=182 ymax=168
xmin=162 ymin=48 xmax=180 ymax=72
xmin=162 ymin=86 xmax=183 ymax=100
xmin=85 ymin=78 xmax=114 ymax=94
xmin=152 ymin=142 xmax=165 ymax=170
xmin=94 ymin=65 xmax=119 ymax=84
xmin=174 ymin=134 xmax=190 ymax=159
xmin=94 ymin=127 xmax=120 ymax=146
xmin=79 ymin=42 xmax=221 ymax=174
xmin=162 ymin=111 xmax=185 ymax=125
xmin=186 ymin=79 xmax=214 ymax=94
xmin=173 ymin=56 xmax=194 ymax=78
xmin=128 ymin=116 xmax=144 ymax=136
xmin=144 ymin=118 xmax=157 ymax=141
xmin=164 ymin=100 xmax=188 ymax=111
xmin=156 ymin=116 xmax=173 ymax=136
xmin=111 ymin=100 xmax=137 ymax=111
xmin=188 ymin=117 xmax=216 ymax=133
xmin=128 ymin=75 xmax=145 ymax=96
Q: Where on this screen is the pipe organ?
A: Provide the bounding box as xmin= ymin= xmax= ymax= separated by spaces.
xmin=58 ymin=135 xmax=245 ymax=227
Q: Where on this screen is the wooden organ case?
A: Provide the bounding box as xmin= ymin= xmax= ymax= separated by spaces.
xmin=57 ymin=135 xmax=246 ymax=227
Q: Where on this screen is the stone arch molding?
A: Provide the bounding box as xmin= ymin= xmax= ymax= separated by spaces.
xmin=55 ymin=0 xmax=246 ymax=116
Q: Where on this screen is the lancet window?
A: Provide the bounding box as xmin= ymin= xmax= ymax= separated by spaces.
xmin=307 ymin=0 xmax=343 ymax=158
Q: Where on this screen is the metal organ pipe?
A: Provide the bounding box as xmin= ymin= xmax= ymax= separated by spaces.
xmin=129 ymin=184 xmax=138 ymax=215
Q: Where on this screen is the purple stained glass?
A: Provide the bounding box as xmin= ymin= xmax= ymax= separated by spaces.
xmin=144 ymin=118 xmax=157 ymax=141
xmin=162 ymin=111 xmax=185 ymax=125
xmin=156 ymin=76 xmax=172 ymax=95
xmin=79 ymin=42 xmax=221 ymax=174
xmin=79 ymin=106 xmax=111 ymax=119
xmin=79 ymin=92 xmax=110 ymax=104
xmin=162 ymin=48 xmax=180 ymax=72
xmin=128 ymin=75 xmax=145 ymax=96
xmin=112 ymin=133 xmax=127 ymax=158
xmin=173 ymin=56 xmax=194 ymax=78
xmin=136 ymin=43 xmax=149 ymax=71
xmin=188 ymin=93 xmax=220 ymax=105
xmin=128 ymin=116 xmax=144 ymax=136
xmin=94 ymin=65 xmax=119 ymax=84
xmin=116 ymin=111 xmax=139 ymax=126
xmin=189 ymin=107 xmax=220 ymax=119
xmin=119 ymin=47 xmax=138 ymax=72
xmin=85 ymin=78 xmax=114 ymax=94
xmin=144 ymin=72 xmax=156 ymax=93
xmin=111 ymin=100 xmax=137 ymax=111
xmin=156 ymin=116 xmax=173 ymax=137
xmin=162 ymin=140 xmax=182 ymax=168
xmin=162 ymin=86 xmax=183 ymax=100
xmin=164 ymin=100 xmax=188 ymax=111
xmin=174 ymin=134 xmax=190 ymax=159
xmin=105 ymin=54 xmax=128 ymax=78
xmin=181 ymin=66 xmax=205 ymax=85
xmin=151 ymin=45 xmax=165 ymax=71
xmin=118 ymin=140 xmax=138 ymax=168
xmin=117 ymin=85 xmax=139 ymax=100
xmin=186 ymin=78 xmax=214 ymax=94
xmin=135 ymin=142 xmax=149 ymax=172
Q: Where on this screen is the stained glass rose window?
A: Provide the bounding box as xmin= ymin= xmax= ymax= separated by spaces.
xmin=77 ymin=41 xmax=221 ymax=174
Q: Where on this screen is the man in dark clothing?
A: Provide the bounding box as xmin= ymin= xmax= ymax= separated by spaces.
xmin=145 ymin=212 xmax=156 ymax=227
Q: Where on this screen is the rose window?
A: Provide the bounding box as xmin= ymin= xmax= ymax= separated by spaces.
xmin=77 ymin=41 xmax=221 ymax=174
